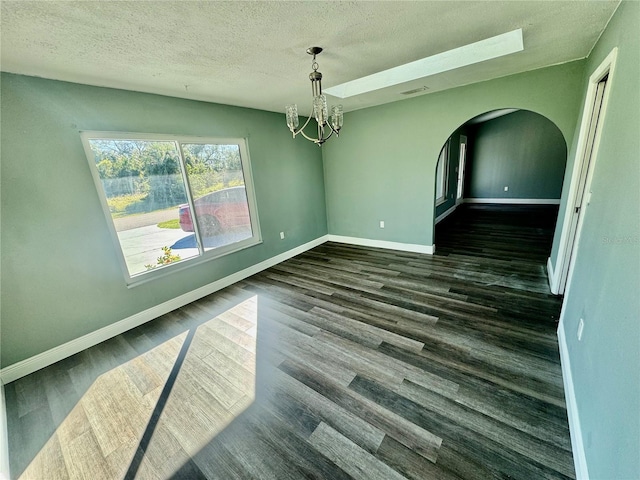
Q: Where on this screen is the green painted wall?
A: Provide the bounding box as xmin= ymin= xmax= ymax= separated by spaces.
xmin=0 ymin=74 xmax=327 ymax=367
xmin=466 ymin=110 xmax=567 ymax=199
xmin=554 ymin=2 xmax=640 ymax=478
xmin=323 ymin=60 xmax=585 ymax=246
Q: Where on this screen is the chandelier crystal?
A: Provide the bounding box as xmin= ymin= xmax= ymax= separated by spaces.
xmin=285 ymin=47 xmax=343 ymax=146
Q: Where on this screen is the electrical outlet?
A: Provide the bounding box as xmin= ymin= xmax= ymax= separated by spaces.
xmin=504 ymin=186 xmax=509 ymax=192
xmin=379 ymin=221 xmax=385 ymax=228
xmin=280 ymin=231 xmax=285 ymax=239
xmin=577 ymin=318 xmax=585 ymax=341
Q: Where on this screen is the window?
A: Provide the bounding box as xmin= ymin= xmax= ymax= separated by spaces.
xmin=456 ymin=135 xmax=467 ymax=203
xmin=435 ymin=139 xmax=450 ymax=205
xmin=81 ymin=133 xmax=261 ymax=285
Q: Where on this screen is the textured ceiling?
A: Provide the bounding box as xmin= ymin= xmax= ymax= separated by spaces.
xmin=1 ymin=1 xmax=619 ymax=114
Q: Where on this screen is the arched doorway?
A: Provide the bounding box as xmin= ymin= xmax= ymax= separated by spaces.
xmin=433 ymin=109 xmax=568 ymax=267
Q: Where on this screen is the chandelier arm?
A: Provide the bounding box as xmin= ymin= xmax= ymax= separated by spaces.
xmin=322 ymin=128 xmax=335 ymax=142
xmin=291 ymin=113 xmax=314 ymax=137
xmin=292 ymin=102 xmax=323 ymax=142
xmin=299 ymin=126 xmax=333 ymax=145
xmin=291 ymin=106 xmax=339 ymax=144
xmin=298 ymin=128 xmax=323 ymax=144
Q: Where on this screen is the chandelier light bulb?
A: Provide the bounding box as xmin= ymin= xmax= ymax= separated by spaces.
xmin=313 ymin=95 xmax=328 ymax=125
xmin=331 ymin=105 xmax=343 ymax=132
xmin=286 ymin=104 xmax=299 ymax=131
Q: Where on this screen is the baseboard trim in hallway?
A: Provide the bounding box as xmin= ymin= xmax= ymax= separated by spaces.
xmin=436 ymin=204 xmax=458 ymax=224
xmin=547 ymin=257 xmax=558 ymax=295
xmin=0 ymin=385 xmax=9 ymax=480
xmin=464 ymin=198 xmax=561 ymax=205
xmin=327 ymin=234 xmax=434 ymax=254
xmin=558 ymin=324 xmax=590 ymax=480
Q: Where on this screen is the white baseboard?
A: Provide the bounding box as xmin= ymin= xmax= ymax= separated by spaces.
xmin=464 ymin=198 xmax=561 ymax=205
xmin=547 ymin=257 xmax=559 ymax=295
xmin=435 ymin=204 xmax=457 ymax=224
xmin=558 ymin=324 xmax=589 ymax=479
xmin=327 ymin=235 xmax=434 ymax=254
xmin=0 ymin=235 xmax=329 ymax=385
xmin=0 ymin=385 xmax=9 ymax=480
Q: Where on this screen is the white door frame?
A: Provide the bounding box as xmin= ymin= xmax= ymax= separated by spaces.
xmin=456 ymin=135 xmax=468 ymax=205
xmin=550 ymin=48 xmax=618 ymax=295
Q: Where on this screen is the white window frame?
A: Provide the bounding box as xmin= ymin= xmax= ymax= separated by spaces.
xmin=81 ymin=131 xmax=262 ymax=287
xmin=435 ymin=139 xmax=450 ymax=206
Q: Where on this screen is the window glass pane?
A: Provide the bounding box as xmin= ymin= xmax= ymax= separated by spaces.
xmin=181 ymin=144 xmax=252 ymax=252
xmin=88 ymin=139 xmax=198 ymax=276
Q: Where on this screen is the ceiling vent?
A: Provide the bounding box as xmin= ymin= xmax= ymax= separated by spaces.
xmin=400 ymin=86 xmax=429 ymax=95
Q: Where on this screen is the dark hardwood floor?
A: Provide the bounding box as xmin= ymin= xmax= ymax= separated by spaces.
xmin=5 ymin=204 xmax=574 ymax=479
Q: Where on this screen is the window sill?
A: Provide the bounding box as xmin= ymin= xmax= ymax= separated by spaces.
xmin=125 ymin=237 xmax=262 ymax=288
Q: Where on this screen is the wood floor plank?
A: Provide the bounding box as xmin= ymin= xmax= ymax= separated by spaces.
xmin=434 ymin=444 xmax=510 ymax=480
xmin=263 ymin=324 xmax=358 ymax=387
xmin=243 ymin=405 xmax=357 ymax=480
xmin=310 ymin=306 xmax=426 ymax=352
xmin=263 ymin=365 xmax=385 ymax=453
xmin=349 ymin=373 xmax=572 ymax=480
xmin=375 ymin=435 xmax=463 ymax=480
xmin=54 ymin=403 xmax=91 ymax=453
xmin=200 ymin=347 xmax=257 ymax=394
xmin=314 ymin=330 xmax=459 ymax=396
xmin=13 ymin=371 xmax=49 ymax=419
xmin=79 ymin=374 xmax=139 ymax=457
xmin=379 ymin=339 xmax=566 ymax=408
xmin=308 ymin=422 xmax=408 ymax=480
xmin=190 ymin=326 xmax=256 ymax=372
xmin=121 ymin=355 xmax=165 ymax=397
xmin=19 ymin=434 xmax=69 ymax=480
xmin=390 ymin=379 xmax=574 ymax=475
xmin=181 ymin=354 xmax=249 ymax=409
xmin=403 ymin=379 xmax=572 ymax=452
xmin=60 ymin=429 xmax=113 ymax=480
xmin=279 ymin=358 xmax=443 ymax=463
xmin=160 ymin=388 xmax=227 ymax=458
xmin=208 ymin=412 xmax=311 ymax=480
xmin=260 ymin=302 xmax=322 ymax=336
xmin=192 ymin=437 xmax=256 ymax=480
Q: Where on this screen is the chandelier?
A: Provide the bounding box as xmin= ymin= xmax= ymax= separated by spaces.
xmin=285 ymin=47 xmax=343 ymax=146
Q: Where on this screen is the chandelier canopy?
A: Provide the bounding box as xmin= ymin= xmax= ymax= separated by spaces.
xmin=285 ymin=47 xmax=343 ymax=146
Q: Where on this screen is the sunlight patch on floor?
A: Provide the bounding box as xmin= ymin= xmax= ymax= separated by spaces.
xmin=19 ymin=297 xmax=258 ymax=479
